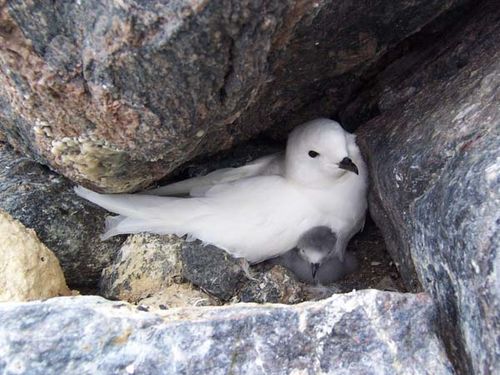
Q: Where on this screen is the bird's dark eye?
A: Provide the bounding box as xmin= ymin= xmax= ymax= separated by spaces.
xmin=308 ymin=150 xmax=320 ymax=158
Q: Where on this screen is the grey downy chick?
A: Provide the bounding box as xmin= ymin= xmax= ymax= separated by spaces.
xmin=272 ymin=226 xmax=358 ymax=284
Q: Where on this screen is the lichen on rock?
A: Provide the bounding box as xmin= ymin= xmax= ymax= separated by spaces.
xmin=100 ymin=233 xmax=184 ymax=303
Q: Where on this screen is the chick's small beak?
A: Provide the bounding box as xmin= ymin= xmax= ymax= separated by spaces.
xmin=311 ymin=263 xmax=320 ymax=279
xmin=338 ymin=157 xmax=359 ymax=175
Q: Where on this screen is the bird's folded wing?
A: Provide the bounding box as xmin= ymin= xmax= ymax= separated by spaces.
xmin=142 ymin=153 xmax=284 ymax=197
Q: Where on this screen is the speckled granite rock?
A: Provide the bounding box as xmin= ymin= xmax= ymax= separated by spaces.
xmin=181 ymin=240 xmax=247 ymax=301
xmin=0 ymin=291 xmax=454 ymax=374
xmin=0 ymin=209 xmax=71 ymax=301
xmin=0 ymin=0 xmax=470 ymax=192
xmin=0 ymin=143 xmax=123 ymax=288
xmin=357 ymin=3 xmax=500 ymax=374
xmin=101 ymin=235 xmax=320 ymax=305
xmin=238 ymin=265 xmax=304 ymax=304
xmin=137 ymin=283 xmax=218 ymax=309
xmin=99 ymin=234 xmax=183 ymax=302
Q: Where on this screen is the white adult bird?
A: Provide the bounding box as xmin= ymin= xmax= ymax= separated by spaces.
xmin=74 ymin=118 xmax=368 ymax=268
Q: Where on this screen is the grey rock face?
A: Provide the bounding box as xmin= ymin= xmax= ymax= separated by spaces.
xmin=0 ymin=143 xmax=122 ymax=288
xmin=357 ymin=3 xmax=499 ymax=374
xmin=0 ymin=0 xmax=470 ymax=192
xmin=0 ymin=292 xmax=454 ymax=375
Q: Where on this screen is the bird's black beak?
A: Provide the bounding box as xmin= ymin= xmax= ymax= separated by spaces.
xmin=311 ymin=263 xmax=320 ymax=279
xmin=338 ymin=157 xmax=359 ymax=175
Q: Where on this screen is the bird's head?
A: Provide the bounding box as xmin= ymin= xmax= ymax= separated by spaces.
xmin=297 ymin=226 xmax=337 ymax=279
xmin=285 ymin=118 xmax=360 ymax=188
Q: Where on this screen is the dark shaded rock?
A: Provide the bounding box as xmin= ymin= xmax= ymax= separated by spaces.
xmin=181 ymin=240 xmax=246 ymax=301
xmin=99 ymin=234 xmax=183 ymax=303
xmin=238 ymin=265 xmax=304 ymax=304
xmin=374 ymin=276 xmax=401 ymax=293
xmin=0 ymin=142 xmax=122 ymax=288
xmin=0 ymin=0 xmax=470 ymax=192
xmin=0 ymin=292 xmax=454 ymax=374
xmin=161 ymin=137 xmax=281 ymax=186
xmin=357 ymin=3 xmax=499 ymax=374
xmin=335 ymin=217 xmax=407 ymax=293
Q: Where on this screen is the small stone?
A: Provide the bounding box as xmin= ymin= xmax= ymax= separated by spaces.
xmin=302 ymin=284 xmax=343 ymax=300
xmin=238 ymin=265 xmax=305 ymax=304
xmin=137 ymin=283 xmax=217 ymax=308
xmin=0 ymin=209 xmax=71 ymax=302
xmin=99 ymin=234 xmax=183 ymax=303
xmin=181 ymin=241 xmax=246 ymax=301
xmin=374 ymin=276 xmax=400 ymax=292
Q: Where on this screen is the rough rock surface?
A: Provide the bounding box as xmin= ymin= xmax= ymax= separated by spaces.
xmin=138 ymin=283 xmax=219 ymax=309
xmin=238 ymin=265 xmax=305 ymax=304
xmin=100 ymin=234 xmax=324 ymax=305
xmin=0 ymin=0 xmax=470 ymax=192
xmin=0 ymin=209 xmax=70 ymax=301
xmin=0 ymin=142 xmax=123 ymax=288
xmin=181 ymin=240 xmax=247 ymax=301
xmin=99 ymin=232 xmax=303 ymax=304
xmin=100 ymin=218 xmax=407 ymax=305
xmin=0 ymin=292 xmax=454 ymax=374
xmin=100 ymin=233 xmax=183 ymax=302
xmin=357 ymin=3 xmax=499 ymax=374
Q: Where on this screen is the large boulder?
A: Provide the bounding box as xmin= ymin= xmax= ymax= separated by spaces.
xmin=356 ymin=2 xmax=499 ymax=374
xmin=0 ymin=291 xmax=454 ymax=374
xmin=0 ymin=0 xmax=470 ymax=192
xmin=0 ymin=143 xmax=123 ymax=288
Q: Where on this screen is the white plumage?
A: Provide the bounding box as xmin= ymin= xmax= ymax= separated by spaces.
xmin=74 ymin=118 xmax=368 ymax=264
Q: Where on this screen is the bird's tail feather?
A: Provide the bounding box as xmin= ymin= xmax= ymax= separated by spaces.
xmin=101 ymin=215 xmax=188 ymax=240
xmin=75 ymin=186 xmax=179 ymax=219
xmin=75 ymin=186 xmax=207 ymax=217
xmin=74 ymin=186 xmax=211 ymax=239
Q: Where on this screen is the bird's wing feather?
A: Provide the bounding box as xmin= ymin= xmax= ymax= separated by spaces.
xmin=142 ymin=153 xmax=283 ymax=197
xmin=181 ymin=176 xmax=319 ymax=262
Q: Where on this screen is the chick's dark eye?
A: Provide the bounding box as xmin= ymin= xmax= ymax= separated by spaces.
xmin=308 ymin=150 xmax=320 ymax=158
